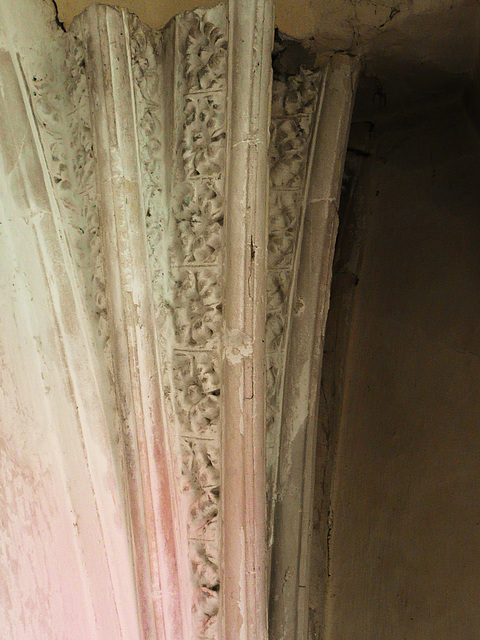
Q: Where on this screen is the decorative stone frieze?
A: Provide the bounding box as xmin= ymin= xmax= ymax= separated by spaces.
xmin=268 ymin=56 xmax=360 ymax=640
xmin=0 ymin=1 xmax=358 ymax=638
xmin=266 ymin=65 xmax=323 ymax=538
xmin=128 ymin=7 xmax=228 ymax=639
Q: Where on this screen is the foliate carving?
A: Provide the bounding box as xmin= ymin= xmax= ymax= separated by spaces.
xmin=266 ymin=66 xmax=322 ymax=523
xmin=266 ymin=270 xmax=290 ymax=353
xmin=26 ymin=10 xmax=320 ymax=636
xmin=129 ymin=16 xmax=164 ymax=211
xmin=128 ymin=14 xmax=167 ymax=320
xmin=66 ymin=32 xmax=110 ymax=361
xmin=172 ymin=268 xmax=222 ymax=350
xmin=130 ymin=7 xmax=227 ymax=639
xmin=173 ymin=179 xmax=224 ymax=265
xmin=173 ymin=12 xmax=227 ymax=638
xmin=182 ymin=439 xmax=220 ymax=539
xmin=171 ymin=352 xmax=220 ymax=439
xmin=189 ymin=539 xmax=219 ymax=639
xmin=26 ymin=29 xmax=110 ymax=363
xmin=268 ymin=190 xmax=301 ymax=268
xmin=183 ymin=95 xmax=226 ymax=178
xmin=271 ymin=67 xmax=319 ymax=117
xmin=179 ymin=12 xmax=227 ymax=93
xmin=270 ymin=117 xmax=313 ymax=189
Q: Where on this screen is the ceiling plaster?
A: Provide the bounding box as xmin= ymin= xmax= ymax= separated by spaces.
xmin=54 ymin=0 xmax=480 ymax=114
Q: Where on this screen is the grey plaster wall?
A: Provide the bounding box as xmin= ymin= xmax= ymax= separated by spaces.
xmin=323 ymin=100 xmax=480 ymax=639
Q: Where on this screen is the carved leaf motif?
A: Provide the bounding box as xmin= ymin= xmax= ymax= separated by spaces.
xmin=266 ymin=270 xmax=290 ymax=353
xmin=172 ymin=267 xmax=222 ymax=350
xmin=182 ymin=439 xmax=219 ymax=538
xmin=182 ymin=13 xmax=227 ymax=93
xmin=27 ymin=29 xmax=110 ymax=362
xmin=266 ymin=64 xmax=323 ymax=533
xmin=173 ymin=180 xmax=224 ymax=265
xmin=131 ymin=8 xmax=227 ymax=638
xmin=172 ymin=353 xmax=220 ymax=438
xmin=272 ymin=67 xmax=320 ymax=118
xmin=269 ymin=116 xmax=312 ymax=189
xmin=268 ymin=190 xmax=301 ymax=268
xmin=183 ymin=95 xmax=226 ymax=178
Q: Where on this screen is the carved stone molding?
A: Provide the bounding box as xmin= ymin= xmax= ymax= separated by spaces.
xmin=268 ymin=56 xmax=360 ymax=640
xmin=266 ymin=65 xmax=323 ymax=538
xmin=222 ymin=3 xmax=273 ymax=639
xmin=0 ymin=3 xmax=139 ymax=638
xmin=72 ymin=3 xmax=273 ymax=639
xmin=0 ymin=1 xmax=357 ymax=639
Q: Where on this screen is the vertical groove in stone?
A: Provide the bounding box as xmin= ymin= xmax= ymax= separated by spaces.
xmin=222 ymin=2 xmax=274 ymax=639
xmin=81 ymin=6 xmax=187 ymax=639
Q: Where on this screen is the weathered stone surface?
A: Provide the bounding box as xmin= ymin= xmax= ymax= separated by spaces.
xmin=0 ymin=2 xmax=358 ymax=639
xmin=0 ymin=3 xmax=139 ymax=638
xmin=268 ymin=55 xmax=359 ymax=640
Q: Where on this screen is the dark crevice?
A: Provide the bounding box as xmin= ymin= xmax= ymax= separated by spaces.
xmin=272 ymin=29 xmax=318 ymax=80
xmin=52 ymin=0 xmax=66 ymax=32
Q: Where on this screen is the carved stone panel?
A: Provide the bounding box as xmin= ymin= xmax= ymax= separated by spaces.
xmin=128 ymin=7 xmax=228 ymax=638
xmin=266 ymin=66 xmax=323 ymax=537
xmin=74 ymin=3 xmax=272 ymax=639
xmin=0 ymin=2 xmax=358 ymax=639
xmin=268 ymin=57 xmax=360 ymax=640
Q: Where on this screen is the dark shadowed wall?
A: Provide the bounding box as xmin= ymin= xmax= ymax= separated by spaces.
xmin=322 ymin=100 xmax=480 ymax=639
